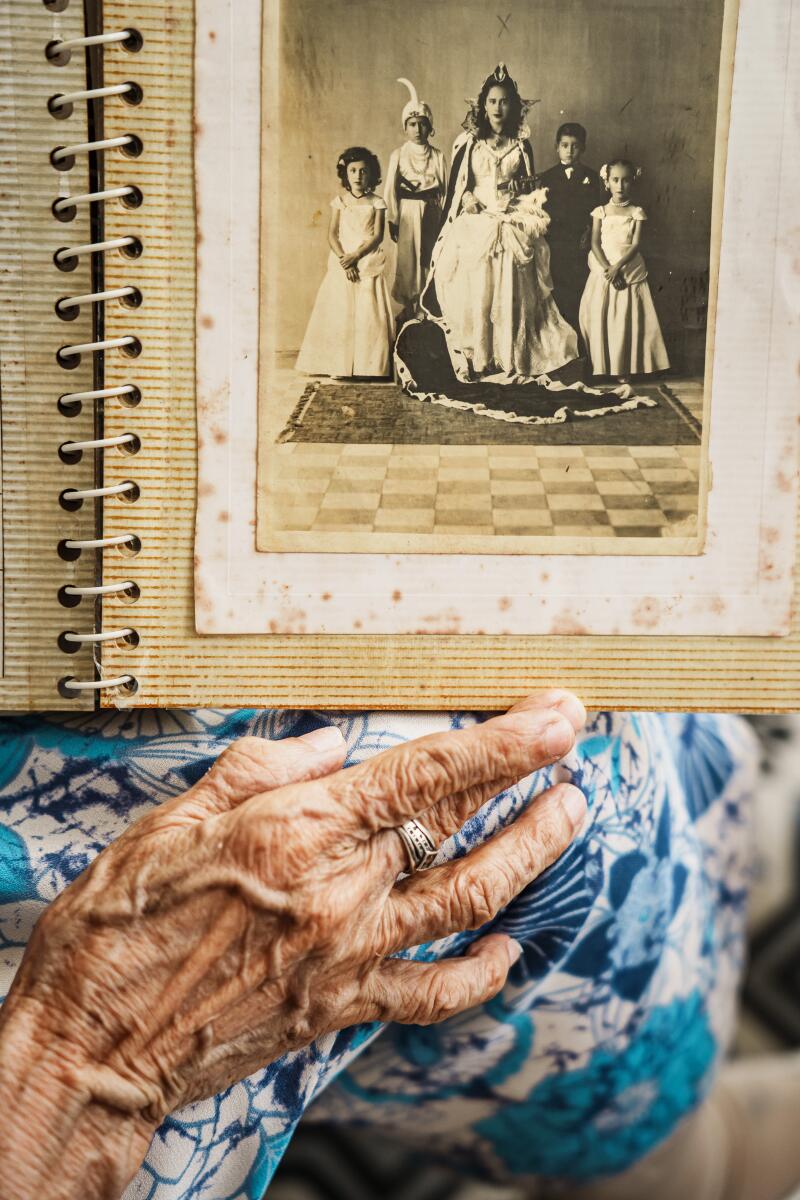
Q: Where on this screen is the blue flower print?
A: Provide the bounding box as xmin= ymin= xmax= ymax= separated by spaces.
xmin=563 ymin=802 xmax=688 ymax=1001
xmin=675 ymin=715 xmax=737 ymax=821
xmin=474 ymin=990 xmax=716 ymax=1181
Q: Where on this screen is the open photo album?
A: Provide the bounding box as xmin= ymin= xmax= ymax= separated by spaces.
xmin=1 ymin=0 xmax=799 ymax=709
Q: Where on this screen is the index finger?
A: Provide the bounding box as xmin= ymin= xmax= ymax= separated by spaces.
xmin=326 ymin=693 xmax=584 ymax=833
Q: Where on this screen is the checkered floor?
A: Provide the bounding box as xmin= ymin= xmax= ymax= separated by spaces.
xmin=267 ymin=377 xmax=703 ymax=540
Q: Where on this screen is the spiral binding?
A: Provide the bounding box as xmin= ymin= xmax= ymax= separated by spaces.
xmin=48 ymin=14 xmax=142 ymax=700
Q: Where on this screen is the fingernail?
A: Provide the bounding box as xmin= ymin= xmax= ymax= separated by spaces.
xmin=551 ymin=694 xmax=586 ymax=731
xmin=561 ymin=784 xmax=588 ymax=829
xmin=298 ymin=725 xmax=345 ymax=752
xmin=545 ymin=714 xmax=574 ymax=759
xmin=507 ymin=939 xmax=523 ymax=966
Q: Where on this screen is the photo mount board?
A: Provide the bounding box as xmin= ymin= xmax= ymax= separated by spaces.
xmin=98 ymin=0 xmax=800 ymax=711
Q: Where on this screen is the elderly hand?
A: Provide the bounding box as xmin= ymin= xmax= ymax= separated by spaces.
xmin=0 ymin=691 xmax=586 ymax=1200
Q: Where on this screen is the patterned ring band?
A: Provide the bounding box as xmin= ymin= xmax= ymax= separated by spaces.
xmin=395 ymin=818 xmax=439 ymax=873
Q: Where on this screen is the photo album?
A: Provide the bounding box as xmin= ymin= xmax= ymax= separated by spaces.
xmin=2 ymin=0 xmax=799 ymax=710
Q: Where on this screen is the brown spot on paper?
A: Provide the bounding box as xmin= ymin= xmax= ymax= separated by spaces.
xmin=498 ymin=597 xmax=512 ymax=611
xmin=200 ymin=314 xmax=215 ymax=329
xmin=321 ymin=592 xmax=332 ymax=601
xmin=550 ymin=613 xmax=589 ymax=636
xmin=632 ymin=598 xmax=660 ymax=630
xmin=218 ymin=510 xmax=230 ymax=523
xmin=212 ymin=426 xmax=227 ymax=445
xmin=392 ymin=589 xmax=402 ymax=602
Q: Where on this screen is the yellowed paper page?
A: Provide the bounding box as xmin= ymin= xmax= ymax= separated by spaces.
xmin=193 ymin=0 xmax=798 ymax=641
xmin=100 ymin=0 xmax=800 ymax=711
xmin=0 ymin=0 xmax=97 ymax=711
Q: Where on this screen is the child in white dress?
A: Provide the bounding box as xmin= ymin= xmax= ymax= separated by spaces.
xmin=384 ymin=79 xmax=447 ymax=322
xmin=296 ymin=147 xmax=394 ymax=378
xmin=579 ymin=158 xmax=670 ymax=380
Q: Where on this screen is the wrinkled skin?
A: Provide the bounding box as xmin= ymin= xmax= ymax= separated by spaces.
xmin=0 ymin=691 xmax=586 ymax=1200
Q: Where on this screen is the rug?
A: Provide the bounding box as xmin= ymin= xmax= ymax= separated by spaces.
xmin=278 ymin=377 xmax=700 ymax=447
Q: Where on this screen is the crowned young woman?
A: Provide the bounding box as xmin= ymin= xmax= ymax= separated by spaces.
xmin=418 ymin=63 xmax=578 ymax=384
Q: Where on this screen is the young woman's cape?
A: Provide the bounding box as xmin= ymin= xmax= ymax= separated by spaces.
xmin=394 ymin=131 xmax=658 ymax=426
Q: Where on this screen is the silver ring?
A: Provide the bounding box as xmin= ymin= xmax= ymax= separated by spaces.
xmin=395 ymin=818 xmax=439 ymax=873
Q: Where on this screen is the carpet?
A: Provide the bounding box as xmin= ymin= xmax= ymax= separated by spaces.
xmin=278 ymin=379 xmax=700 ymax=448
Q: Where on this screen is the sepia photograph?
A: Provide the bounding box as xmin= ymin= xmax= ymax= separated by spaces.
xmin=255 ymin=0 xmax=730 ymax=554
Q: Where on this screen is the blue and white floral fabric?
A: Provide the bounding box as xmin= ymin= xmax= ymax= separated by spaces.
xmin=0 ymin=709 xmax=756 ymax=1199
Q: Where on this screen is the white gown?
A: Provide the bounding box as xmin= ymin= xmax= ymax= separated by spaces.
xmin=432 ymin=139 xmax=578 ymax=382
xmin=579 ymin=204 xmax=670 ymax=376
xmin=296 ymin=193 xmax=394 ymax=378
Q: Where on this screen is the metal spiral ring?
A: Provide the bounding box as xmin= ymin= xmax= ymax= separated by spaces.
xmin=57 ymin=286 xmax=138 ymax=313
xmin=53 ymin=186 xmax=137 ymax=213
xmin=62 ymin=628 xmax=135 ymax=645
xmin=49 ymin=83 xmax=135 ymax=110
xmin=52 ymin=24 xmax=143 ymax=698
xmin=52 ymin=135 xmax=136 ymax=163
xmin=62 ymin=581 xmax=138 ymax=598
xmin=59 ymin=675 xmax=137 ymax=692
xmin=54 ymin=236 xmax=137 ymax=265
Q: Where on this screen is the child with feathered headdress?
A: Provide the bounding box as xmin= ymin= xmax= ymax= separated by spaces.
xmin=384 ymin=78 xmax=447 ymax=322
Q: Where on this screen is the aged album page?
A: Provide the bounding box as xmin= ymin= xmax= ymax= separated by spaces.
xmin=0 ymin=0 xmax=96 ymax=711
xmin=100 ymin=0 xmax=800 ymax=710
xmin=194 ymin=0 xmax=797 ymax=641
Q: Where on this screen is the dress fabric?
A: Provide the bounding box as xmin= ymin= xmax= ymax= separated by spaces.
xmin=579 ymin=204 xmax=671 ymax=376
xmin=429 ymin=136 xmax=578 ymax=382
xmin=384 ymin=142 xmax=447 ymax=309
xmin=0 ymin=708 xmax=756 ymax=1199
xmin=295 ymin=193 xmax=394 ymax=377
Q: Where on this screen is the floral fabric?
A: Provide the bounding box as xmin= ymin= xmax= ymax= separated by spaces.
xmin=0 ymin=709 xmax=756 ymax=1198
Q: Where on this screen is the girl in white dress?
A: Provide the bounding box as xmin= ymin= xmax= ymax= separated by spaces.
xmin=296 ymin=147 xmax=394 ymax=378
xmin=384 ymin=79 xmax=447 ymax=322
xmin=579 ymin=158 xmax=670 ymax=380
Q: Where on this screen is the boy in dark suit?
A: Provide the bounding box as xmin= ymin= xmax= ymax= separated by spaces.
xmin=539 ymin=123 xmax=605 ymax=338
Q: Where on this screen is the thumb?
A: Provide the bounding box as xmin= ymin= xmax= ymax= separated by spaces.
xmin=165 ymin=726 xmax=348 ymax=820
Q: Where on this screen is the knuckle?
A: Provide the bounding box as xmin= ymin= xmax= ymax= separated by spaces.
xmin=418 ymin=974 xmax=469 ymax=1024
xmin=303 ymin=888 xmax=349 ymax=943
xmin=481 ymin=952 xmax=507 ymax=997
xmin=388 ymin=742 xmax=450 ymax=803
xmin=282 ymin=1011 xmax=317 ymax=1048
xmin=211 ymin=736 xmax=273 ymax=793
xmin=455 ymin=873 xmax=499 ymax=929
xmin=525 ymin=811 xmax=570 ymax=872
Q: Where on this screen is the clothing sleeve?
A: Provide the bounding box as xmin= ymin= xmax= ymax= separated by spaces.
xmin=383 ymin=149 xmax=400 ymax=224
xmin=371 ymin=196 xmax=387 ymax=212
xmin=633 ymin=206 xmax=647 ymax=221
xmin=330 ymin=195 xmax=344 ymax=212
xmin=590 ymin=205 xmax=605 ymax=219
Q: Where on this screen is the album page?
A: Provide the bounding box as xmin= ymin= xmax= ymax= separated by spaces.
xmin=0 ymin=0 xmax=96 ymax=710
xmin=193 ymin=0 xmax=799 ymax=640
xmin=99 ymin=0 xmax=800 ymax=710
